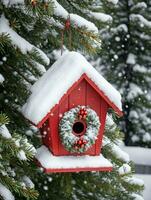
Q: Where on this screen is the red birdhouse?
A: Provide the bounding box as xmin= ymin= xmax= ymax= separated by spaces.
xmin=22 ymin=51 xmax=123 ymax=173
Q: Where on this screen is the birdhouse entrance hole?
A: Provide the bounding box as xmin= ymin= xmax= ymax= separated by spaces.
xmin=72 ymin=121 xmax=86 ymax=137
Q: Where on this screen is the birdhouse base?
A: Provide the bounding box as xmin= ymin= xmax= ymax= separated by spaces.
xmin=35 ymin=146 xmax=113 ymax=173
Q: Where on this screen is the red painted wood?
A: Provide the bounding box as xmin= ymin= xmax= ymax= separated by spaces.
xmin=36 ymin=73 xmax=123 ymax=162
xmin=49 ymin=108 xmax=59 ymax=155
xmin=40 ymin=120 xmax=52 ymax=151
xmin=96 ymin=100 xmax=108 ymax=155
xmin=69 ymin=79 xmax=86 ymax=108
xmin=83 ymin=74 xmax=123 ymax=117
xmin=37 ymin=73 xmax=123 ymax=128
xmin=44 ymin=167 xmax=112 ymax=173
xmin=58 ymin=97 xmax=70 ymax=155
xmin=85 ymin=82 xmax=101 ymax=155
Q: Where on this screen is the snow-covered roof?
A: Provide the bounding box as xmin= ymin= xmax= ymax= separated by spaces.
xmin=36 ymin=146 xmax=112 ymax=172
xmin=22 ymin=51 xmax=122 ymax=125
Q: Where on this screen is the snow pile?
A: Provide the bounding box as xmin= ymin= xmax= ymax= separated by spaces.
xmin=52 ymin=0 xmax=98 ymax=33
xmin=0 ymin=74 xmax=5 ymax=83
xmin=70 ymin=14 xmax=98 ymax=33
xmin=133 ymin=64 xmax=147 ymax=73
xmin=89 ymin=12 xmax=112 ymax=23
xmin=22 ymin=51 xmax=122 ymax=125
xmin=131 ymin=193 xmax=144 ymax=200
xmin=126 ymin=53 xmax=136 ymax=65
xmin=0 ymin=125 xmax=11 ymax=139
xmin=127 ymin=83 xmax=143 ymax=99
xmin=118 ymin=163 xmax=131 ymax=175
xmin=130 ymin=14 xmax=151 ymax=28
xmin=17 ymin=150 xmax=27 ymax=161
xmin=22 ymin=176 xmax=34 ymax=189
xmin=103 ymin=137 xmax=130 ymax=162
xmin=111 ymin=24 xmax=128 ymax=33
xmin=0 ymin=183 xmax=14 ymax=200
xmin=126 ymin=176 xmax=144 ymax=186
xmin=131 ymin=2 xmax=147 ymax=10
xmin=52 ymin=0 xmax=68 ymax=19
xmin=142 ymin=132 xmax=151 ymax=142
xmin=36 ymin=145 xmax=112 ymax=170
xmin=107 ymin=0 xmax=119 ymax=4
xmin=2 ymin=0 xmax=24 ymax=6
xmin=0 ymin=15 xmax=49 ymax=65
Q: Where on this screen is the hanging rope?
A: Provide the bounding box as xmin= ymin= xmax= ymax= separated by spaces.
xmin=61 ymin=15 xmax=72 ymax=55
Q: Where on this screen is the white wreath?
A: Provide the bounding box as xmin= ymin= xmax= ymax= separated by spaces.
xmin=59 ymin=106 xmax=101 ymax=153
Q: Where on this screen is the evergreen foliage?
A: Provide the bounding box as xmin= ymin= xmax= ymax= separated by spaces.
xmin=0 ymin=113 xmax=38 ymax=200
xmin=95 ymin=0 xmax=151 ymax=147
xmin=0 ymin=0 xmax=144 ymax=199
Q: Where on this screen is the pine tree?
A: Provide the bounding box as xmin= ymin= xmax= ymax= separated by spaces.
xmin=95 ymin=0 xmax=151 ymax=147
xmin=0 ymin=113 xmax=38 ymax=200
xmin=0 ymin=0 xmax=144 ymax=199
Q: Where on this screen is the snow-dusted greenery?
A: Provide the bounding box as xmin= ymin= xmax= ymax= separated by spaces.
xmin=0 ymin=0 xmax=145 ymax=199
xmin=59 ymin=106 xmax=100 ymax=153
xmin=93 ymin=0 xmax=151 ymax=147
xmin=0 ymin=114 xmax=38 ymax=200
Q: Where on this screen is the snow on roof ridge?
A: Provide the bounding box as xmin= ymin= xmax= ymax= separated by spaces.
xmin=22 ymin=51 xmax=122 ymax=125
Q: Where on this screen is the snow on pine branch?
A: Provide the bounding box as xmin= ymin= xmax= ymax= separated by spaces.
xmin=131 ymin=2 xmax=147 ymax=11
xmin=0 ymin=183 xmax=14 ymax=200
xmin=130 ymin=14 xmax=151 ymax=28
xmin=89 ymin=12 xmax=112 ymax=23
xmin=0 ymin=14 xmax=50 ymax=65
xmin=106 ymin=0 xmax=119 ymax=4
xmin=103 ymin=136 xmax=130 ymax=163
xmin=1 ymin=0 xmax=24 ymax=7
xmin=70 ymin=14 xmax=98 ymax=33
xmin=52 ymin=0 xmax=98 ymax=33
xmin=0 ymin=125 xmax=11 ymax=139
xmin=0 ymin=74 xmax=5 ymax=84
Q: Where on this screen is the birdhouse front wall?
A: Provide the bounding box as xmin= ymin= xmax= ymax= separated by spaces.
xmin=40 ymin=75 xmax=109 ymax=156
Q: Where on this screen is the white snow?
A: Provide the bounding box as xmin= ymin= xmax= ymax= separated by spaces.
xmin=103 ymin=137 xmax=130 ymax=162
xmin=133 ymin=64 xmax=147 ymax=73
xmin=136 ymin=174 xmax=151 ymax=200
xmin=118 ymin=163 xmax=131 ymax=175
xmin=107 ymin=0 xmax=118 ymax=4
xmin=22 ymin=51 xmax=122 ymax=125
xmin=53 ymin=0 xmax=68 ymax=19
xmin=127 ymin=83 xmax=143 ymax=100
xmin=0 ymin=14 xmax=49 ymax=65
xmin=111 ymin=143 xmax=130 ymax=162
xmin=131 ymin=2 xmax=147 ymax=10
xmin=131 ymin=193 xmax=144 ymax=200
xmin=126 ymin=53 xmax=136 ymax=65
xmin=89 ymin=12 xmax=112 ymax=23
xmin=125 ymin=176 xmax=144 ymax=186
xmin=0 ymin=183 xmax=14 ymax=200
xmin=0 ymin=125 xmax=11 ymax=139
xmin=0 ymin=74 xmax=5 ymax=83
xmin=130 ymin=14 xmax=151 ymax=28
xmin=35 ymin=145 xmax=112 ymax=170
xmin=17 ymin=150 xmax=27 ymax=161
xmin=2 ymin=0 xmax=24 ymax=6
xmin=52 ymin=1 xmax=98 ymax=33
xmin=142 ymin=132 xmax=151 ymax=142
xmin=22 ymin=176 xmax=34 ymax=188
xmin=111 ymin=24 xmax=128 ymax=33
xmin=70 ymin=14 xmax=98 ymax=33
xmin=121 ymin=146 xmax=151 ymax=166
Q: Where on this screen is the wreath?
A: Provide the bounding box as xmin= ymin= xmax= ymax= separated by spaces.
xmin=59 ymin=106 xmax=100 ymax=153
